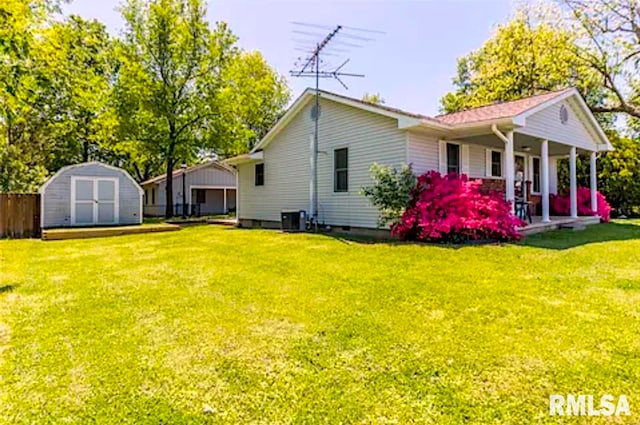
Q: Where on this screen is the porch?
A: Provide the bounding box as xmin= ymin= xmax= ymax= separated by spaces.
xmin=517 ymin=215 xmax=601 ymax=236
xmin=420 ymin=88 xmax=614 ymax=235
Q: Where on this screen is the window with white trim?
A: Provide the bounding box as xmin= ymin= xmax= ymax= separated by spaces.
xmin=446 ymin=143 xmax=460 ymax=175
xmin=255 ymin=163 xmax=264 ymax=186
xmin=334 ymin=148 xmax=348 ymax=192
xmin=486 ymin=150 xmax=502 ymax=177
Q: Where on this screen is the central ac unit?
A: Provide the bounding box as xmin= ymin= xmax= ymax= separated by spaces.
xmin=281 ymin=210 xmax=307 ymax=232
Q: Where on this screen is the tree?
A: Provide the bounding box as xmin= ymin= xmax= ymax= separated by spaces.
xmin=115 ymin=0 xmax=239 ymax=217
xmin=557 ymin=131 xmax=640 ymax=216
xmin=362 ymin=92 xmax=385 ymax=104
xmin=0 ymin=0 xmax=64 ymax=191
xmin=560 ymin=0 xmax=640 ymax=119
xmin=214 ymin=51 xmax=289 ymax=156
xmin=440 ymin=7 xmax=602 ymax=114
xmin=38 ymin=16 xmax=117 ymax=168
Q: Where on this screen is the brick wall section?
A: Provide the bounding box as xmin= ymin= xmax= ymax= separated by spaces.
xmin=472 ymin=178 xmax=542 ymax=214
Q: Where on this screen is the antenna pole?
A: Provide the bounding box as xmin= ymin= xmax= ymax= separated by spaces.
xmin=290 ymin=23 xmax=375 ymax=230
xmin=313 ymin=47 xmax=320 ymax=228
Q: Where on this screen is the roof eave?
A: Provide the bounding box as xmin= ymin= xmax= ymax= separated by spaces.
xmin=224 ymin=151 xmax=264 ymax=165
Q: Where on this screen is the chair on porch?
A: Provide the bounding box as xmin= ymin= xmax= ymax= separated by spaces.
xmin=514 ymin=177 xmax=533 ymax=224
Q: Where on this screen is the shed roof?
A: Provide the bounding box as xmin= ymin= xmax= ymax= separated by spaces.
xmin=39 ymin=161 xmax=143 ymax=195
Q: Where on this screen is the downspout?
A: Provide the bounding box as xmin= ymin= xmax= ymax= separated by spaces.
xmin=491 ymin=124 xmax=515 ymax=212
xmin=491 ymin=124 xmax=509 ymax=143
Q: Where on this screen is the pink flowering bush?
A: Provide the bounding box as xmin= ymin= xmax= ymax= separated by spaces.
xmin=393 ymin=171 xmax=526 ymax=243
xmin=550 ymin=187 xmax=612 ymax=222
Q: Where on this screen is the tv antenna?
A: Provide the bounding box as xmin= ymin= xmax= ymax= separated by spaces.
xmin=289 ymin=22 xmax=383 ymax=226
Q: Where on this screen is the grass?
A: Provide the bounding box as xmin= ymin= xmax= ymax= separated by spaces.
xmin=1 ymin=222 xmax=640 ymax=423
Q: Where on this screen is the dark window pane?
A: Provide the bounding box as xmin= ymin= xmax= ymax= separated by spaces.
xmin=336 ymin=171 xmax=348 ymax=192
xmin=335 ymin=148 xmax=348 ymax=169
xmin=447 ymin=143 xmax=460 ymax=174
xmin=491 ymin=151 xmax=502 ymax=177
xmin=196 ymin=189 xmax=206 ymax=204
xmin=334 ymin=148 xmax=348 ymax=192
xmin=533 ymin=158 xmax=541 ymax=192
xmin=255 ymin=163 xmax=264 ymax=186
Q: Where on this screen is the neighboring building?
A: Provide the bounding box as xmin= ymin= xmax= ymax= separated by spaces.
xmin=39 ymin=162 xmax=143 ymax=229
xmin=141 ymin=160 xmax=236 ymax=217
xmin=226 ymin=88 xmax=613 ymax=232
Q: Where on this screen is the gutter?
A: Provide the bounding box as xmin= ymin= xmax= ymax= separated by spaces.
xmin=491 ymin=124 xmax=510 ymax=143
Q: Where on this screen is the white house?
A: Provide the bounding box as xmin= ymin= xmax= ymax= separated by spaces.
xmin=141 ymin=160 xmax=236 ymax=216
xmin=226 ymin=88 xmax=613 ymax=232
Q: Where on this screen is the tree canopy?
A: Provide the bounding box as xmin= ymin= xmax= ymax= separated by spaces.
xmin=0 ymin=0 xmax=289 ymax=201
xmin=440 ymin=7 xmax=601 ymax=114
xmin=560 ymin=0 xmax=640 ymax=119
xmin=113 ymin=0 xmax=289 ymax=216
xmin=362 ymin=92 xmax=385 ymax=104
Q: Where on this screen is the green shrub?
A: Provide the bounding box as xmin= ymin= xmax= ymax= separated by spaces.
xmin=361 ymin=163 xmax=416 ymax=228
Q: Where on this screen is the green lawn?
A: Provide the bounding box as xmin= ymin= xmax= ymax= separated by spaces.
xmin=1 ymin=222 xmax=640 ymax=424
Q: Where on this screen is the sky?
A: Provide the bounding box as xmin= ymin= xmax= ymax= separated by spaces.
xmin=62 ymin=0 xmax=513 ymax=116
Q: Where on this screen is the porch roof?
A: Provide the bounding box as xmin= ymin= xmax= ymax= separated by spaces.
xmin=433 ymin=89 xmax=572 ymax=126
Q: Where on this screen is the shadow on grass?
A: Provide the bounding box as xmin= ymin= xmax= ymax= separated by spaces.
xmin=225 ymin=220 xmax=640 ymax=250
xmin=316 ymin=232 xmax=502 ymax=249
xmin=0 ymin=285 xmax=16 ymax=294
xmin=520 ymin=221 xmax=640 ymax=250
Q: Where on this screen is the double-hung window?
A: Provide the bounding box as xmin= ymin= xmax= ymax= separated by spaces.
xmin=334 ymin=148 xmax=348 ymax=192
xmin=446 ymin=143 xmax=460 ymax=175
xmin=491 ymin=151 xmax=502 ymax=177
xmin=255 ymin=163 xmax=264 ymax=186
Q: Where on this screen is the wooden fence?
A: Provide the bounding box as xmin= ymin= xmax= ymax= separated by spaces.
xmin=0 ymin=194 xmax=41 ymax=238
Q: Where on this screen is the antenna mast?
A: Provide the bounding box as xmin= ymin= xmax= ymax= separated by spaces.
xmin=290 ymin=23 xmax=379 ymax=227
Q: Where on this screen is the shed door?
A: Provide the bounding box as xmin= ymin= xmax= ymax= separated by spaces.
xmin=71 ymin=177 xmax=119 ymax=225
xmin=73 ymin=179 xmax=95 ymax=225
xmin=97 ymin=180 xmax=116 ymax=224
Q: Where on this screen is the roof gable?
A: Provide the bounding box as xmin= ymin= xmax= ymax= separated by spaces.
xmin=249 ymin=89 xmax=446 ymax=153
xmin=434 ymin=89 xmax=573 ymax=126
xmin=140 ymin=160 xmax=232 ymax=186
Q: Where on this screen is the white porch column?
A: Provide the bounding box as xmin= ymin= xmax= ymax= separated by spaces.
xmin=223 ymin=188 xmax=227 ymax=214
xmin=569 ymin=147 xmax=578 ymax=218
xmin=541 ymin=140 xmax=550 ymax=223
xmin=505 ymin=131 xmax=515 ymax=212
xmin=590 ymin=151 xmax=598 ymax=213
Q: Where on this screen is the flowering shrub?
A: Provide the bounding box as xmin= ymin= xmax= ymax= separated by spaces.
xmin=393 ymin=171 xmax=525 ymax=243
xmin=550 ymin=187 xmax=612 ymax=222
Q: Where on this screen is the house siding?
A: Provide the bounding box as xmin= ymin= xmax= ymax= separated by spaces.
xmin=238 ymin=97 xmax=407 ymax=229
xmin=406 ymin=132 xmax=438 ymax=175
xmin=41 ymin=163 xmax=142 ymax=228
xmin=148 ymin=163 xmax=235 ymax=207
xmin=517 ymin=99 xmax=600 ymax=151
xmin=408 ymin=132 xmax=487 ymax=179
xmin=468 ymin=144 xmax=486 ymax=178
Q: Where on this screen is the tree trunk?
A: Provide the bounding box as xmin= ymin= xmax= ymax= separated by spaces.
xmin=165 ymin=125 xmax=177 ymax=218
xmin=165 ymin=157 xmax=174 ymax=218
xmin=83 ymin=141 xmax=89 ymax=162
